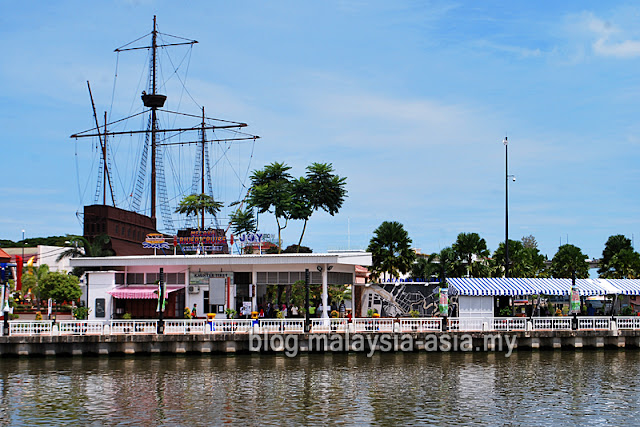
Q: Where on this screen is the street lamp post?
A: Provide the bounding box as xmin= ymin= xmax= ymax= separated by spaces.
xmin=503 ymin=137 xmax=514 ymax=278
xmin=21 ymin=230 xmax=25 ymax=265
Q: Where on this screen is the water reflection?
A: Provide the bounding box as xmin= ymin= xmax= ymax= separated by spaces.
xmin=0 ymin=350 xmax=640 ymax=425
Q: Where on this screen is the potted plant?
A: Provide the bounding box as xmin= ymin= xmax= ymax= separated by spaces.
xmin=122 ymin=313 xmax=132 ymax=333
xmin=224 ymin=308 xmax=238 ymax=332
xmin=183 ymin=307 xmax=191 ymax=319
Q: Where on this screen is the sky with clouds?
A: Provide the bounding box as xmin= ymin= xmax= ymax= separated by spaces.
xmin=2 ymin=1 xmax=640 ymax=261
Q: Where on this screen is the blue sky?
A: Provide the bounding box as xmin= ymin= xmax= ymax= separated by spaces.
xmin=2 ymin=1 xmax=640 ymax=261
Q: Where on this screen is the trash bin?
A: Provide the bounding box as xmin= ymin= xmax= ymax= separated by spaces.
xmin=207 ymin=313 xmax=216 ymax=332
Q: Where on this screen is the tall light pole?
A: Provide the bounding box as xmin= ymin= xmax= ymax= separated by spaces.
xmin=21 ymin=229 xmax=25 ymax=264
xmin=503 ymin=137 xmax=510 ymax=278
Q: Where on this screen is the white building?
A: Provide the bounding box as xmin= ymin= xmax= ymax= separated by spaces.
xmin=70 ymin=252 xmax=371 ymax=321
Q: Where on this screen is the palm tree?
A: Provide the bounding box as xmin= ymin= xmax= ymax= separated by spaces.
xmin=367 ymin=221 xmax=415 ymax=281
xmin=21 ymin=263 xmax=50 ymax=309
xmin=57 ymin=234 xmax=115 ymax=277
xmin=452 ymin=232 xmax=489 ymax=277
xmin=175 ymin=193 xmax=224 ymax=231
xmin=229 ymin=207 xmax=257 ymax=253
xmin=550 ymin=244 xmax=589 ymax=278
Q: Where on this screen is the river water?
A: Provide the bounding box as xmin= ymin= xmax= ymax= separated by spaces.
xmin=0 ymin=350 xmax=638 ymax=426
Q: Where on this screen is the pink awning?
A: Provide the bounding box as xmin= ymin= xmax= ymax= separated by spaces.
xmin=108 ymin=285 xmax=185 ymax=299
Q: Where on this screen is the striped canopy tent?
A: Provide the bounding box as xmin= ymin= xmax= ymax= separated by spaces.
xmin=448 ymin=278 xmax=613 ymax=297
xmin=602 ymin=279 xmax=640 ymax=295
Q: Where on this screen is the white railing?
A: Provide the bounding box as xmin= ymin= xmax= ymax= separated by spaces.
xmin=399 ymin=318 xmax=442 ymax=332
xmin=615 ymin=317 xmax=640 ymax=330
xmin=164 ymin=320 xmax=206 ymax=334
xmin=110 ymin=320 xmax=158 ymax=334
xmin=578 ymin=316 xmax=611 ymax=330
xmin=7 ymin=316 xmax=640 ymax=336
xmin=353 ymin=318 xmax=394 ymax=333
xmin=58 ymin=321 xmax=105 ymax=335
xmin=259 ymin=319 xmax=305 ymax=333
xmin=9 ymin=321 xmax=54 ymax=336
xmin=211 ymin=319 xmax=253 ymax=334
xmin=491 ymin=317 xmax=527 ymax=331
xmin=532 ymin=317 xmax=572 ymax=330
xmin=448 ymin=318 xmax=485 ymax=332
xmin=310 ymin=318 xmax=349 ymax=333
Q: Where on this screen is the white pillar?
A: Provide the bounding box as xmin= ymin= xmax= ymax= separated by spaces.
xmin=251 ymin=270 xmax=258 ymax=312
xmin=322 ymin=265 xmax=329 ymax=319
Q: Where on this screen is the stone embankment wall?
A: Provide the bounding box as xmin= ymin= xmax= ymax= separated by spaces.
xmin=2 ymin=330 xmax=640 ymax=357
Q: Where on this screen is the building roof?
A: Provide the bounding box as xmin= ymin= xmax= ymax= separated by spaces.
xmin=70 ymin=252 xmax=372 ymax=269
xmin=447 ymin=277 xmax=626 ymax=296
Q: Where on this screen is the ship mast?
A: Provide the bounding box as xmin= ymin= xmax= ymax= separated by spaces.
xmin=70 ymin=16 xmax=259 ymax=234
xmin=148 ymin=15 xmax=160 ymax=223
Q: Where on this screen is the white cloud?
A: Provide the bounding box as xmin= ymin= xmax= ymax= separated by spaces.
xmin=577 ymin=12 xmax=640 ymax=58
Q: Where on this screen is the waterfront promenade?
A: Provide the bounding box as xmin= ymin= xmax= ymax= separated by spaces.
xmin=2 ymin=316 xmax=640 ymax=356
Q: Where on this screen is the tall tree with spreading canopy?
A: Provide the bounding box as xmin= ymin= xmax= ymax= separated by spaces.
xmin=550 ymin=244 xmax=589 ymax=278
xmin=604 ymin=248 xmax=640 ymax=279
xmin=246 ymin=162 xmax=293 ymax=253
xmin=295 ymin=163 xmax=347 ymax=251
xmin=452 ymin=232 xmax=489 ymax=277
xmin=368 ymin=221 xmax=416 ymax=281
xmin=598 ymin=234 xmax=634 ymax=278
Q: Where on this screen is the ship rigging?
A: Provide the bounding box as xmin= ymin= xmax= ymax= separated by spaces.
xmin=71 ymin=16 xmax=259 ymax=251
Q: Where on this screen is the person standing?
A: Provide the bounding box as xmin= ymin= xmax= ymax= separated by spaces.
xmin=291 ymin=305 xmax=298 ymax=318
xmin=339 ymin=301 xmax=346 ymax=318
xmin=191 ymin=304 xmax=197 ymax=319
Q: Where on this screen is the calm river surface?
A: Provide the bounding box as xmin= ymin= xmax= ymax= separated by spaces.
xmin=1 ymin=350 xmax=639 ymax=426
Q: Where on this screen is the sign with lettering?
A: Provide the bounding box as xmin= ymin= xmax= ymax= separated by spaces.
xmin=438 ymin=287 xmax=449 ymax=317
xmin=176 ymin=230 xmax=228 ymax=253
xmin=237 ymin=232 xmax=264 ymax=243
xmin=142 ymin=233 xmax=170 ymax=249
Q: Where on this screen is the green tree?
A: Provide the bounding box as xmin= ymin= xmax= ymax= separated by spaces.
xmin=435 ymin=247 xmax=458 ymax=282
xmin=282 ymin=244 xmax=313 ymax=253
xmin=229 ymin=207 xmax=257 ymax=235
xmin=246 ymin=162 xmax=293 ymax=253
xmin=175 ymin=193 xmax=224 ymax=231
xmin=598 ymin=234 xmax=634 ymax=278
xmin=294 ymin=163 xmax=347 ymax=251
xmin=452 ymin=232 xmax=489 ymax=277
xmin=605 ymin=248 xmax=640 ymax=279
xmin=521 ymin=235 xmax=538 ymax=249
xmin=56 ymin=234 xmax=115 ymax=277
xmin=492 ymin=240 xmax=548 ymax=278
xmin=367 ymin=221 xmax=416 ymax=281
xmin=410 ymin=256 xmax=440 ymax=281
xmin=38 ymin=271 xmax=82 ymax=303
xmin=229 ymin=207 xmax=257 ymax=253
xmin=22 ymin=264 xmax=50 ymax=305
xmin=550 ymin=244 xmax=589 ymax=279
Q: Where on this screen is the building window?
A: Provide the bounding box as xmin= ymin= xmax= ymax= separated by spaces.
xmin=126 ymin=273 xmax=144 ymax=285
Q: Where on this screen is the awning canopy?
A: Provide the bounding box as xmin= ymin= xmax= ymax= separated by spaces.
xmin=108 ymin=285 xmax=185 ymax=299
xmin=603 ymin=279 xmax=640 ymax=295
xmin=448 ymin=278 xmax=614 ymax=297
